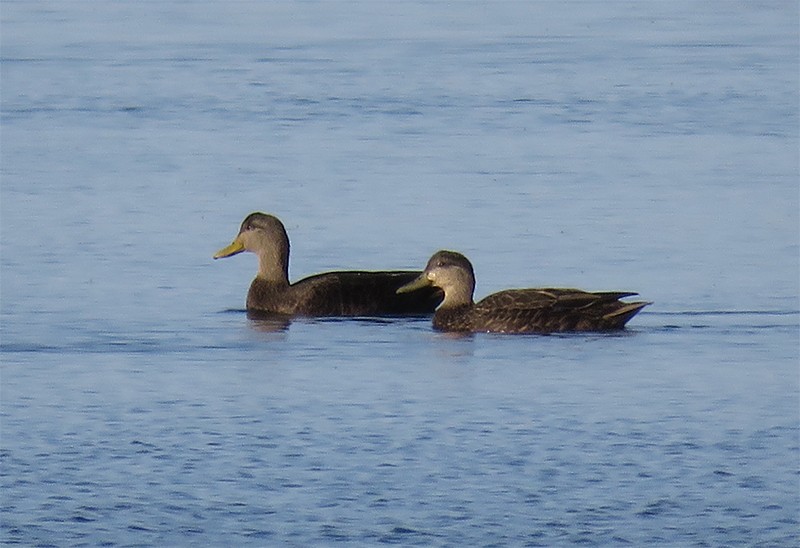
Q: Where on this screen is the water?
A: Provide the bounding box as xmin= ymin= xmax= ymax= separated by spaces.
xmin=2 ymin=1 xmax=798 ymax=545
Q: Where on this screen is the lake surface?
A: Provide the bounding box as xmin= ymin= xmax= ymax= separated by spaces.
xmin=2 ymin=1 xmax=798 ymax=546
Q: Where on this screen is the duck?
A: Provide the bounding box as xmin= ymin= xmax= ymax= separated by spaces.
xmin=214 ymin=212 xmax=443 ymax=316
xmin=397 ymin=250 xmax=650 ymax=333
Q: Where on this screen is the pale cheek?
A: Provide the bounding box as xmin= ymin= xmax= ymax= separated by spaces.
xmin=239 ymin=233 xmax=253 ymax=249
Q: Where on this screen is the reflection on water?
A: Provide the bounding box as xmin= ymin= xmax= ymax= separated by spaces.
xmin=245 ymin=310 xmax=292 ymax=333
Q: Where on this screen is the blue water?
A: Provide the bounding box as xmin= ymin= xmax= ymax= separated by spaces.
xmin=2 ymin=1 xmax=798 ymax=546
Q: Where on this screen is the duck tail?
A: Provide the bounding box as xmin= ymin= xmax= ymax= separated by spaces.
xmin=603 ymin=301 xmax=651 ymax=327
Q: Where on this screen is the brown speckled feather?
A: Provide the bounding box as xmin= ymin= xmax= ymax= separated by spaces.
xmin=444 ymin=288 xmax=648 ymax=333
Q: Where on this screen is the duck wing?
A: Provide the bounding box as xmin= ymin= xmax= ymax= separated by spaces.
xmin=471 ymin=288 xmax=647 ymax=333
xmin=289 ymin=271 xmax=443 ymax=316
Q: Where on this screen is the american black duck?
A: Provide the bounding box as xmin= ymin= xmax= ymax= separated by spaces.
xmin=397 ymin=250 xmax=650 ymax=333
xmin=214 ymin=212 xmax=442 ymax=316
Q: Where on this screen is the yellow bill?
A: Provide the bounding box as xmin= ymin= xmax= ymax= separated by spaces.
xmin=213 ymin=237 xmax=245 ymax=259
xmin=396 ymin=273 xmax=431 ymax=294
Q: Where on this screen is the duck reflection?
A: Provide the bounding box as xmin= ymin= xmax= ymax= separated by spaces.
xmin=246 ymin=310 xmax=292 ymax=333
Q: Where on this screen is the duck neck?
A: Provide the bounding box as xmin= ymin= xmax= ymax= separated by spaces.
xmin=439 ymin=287 xmax=474 ymax=309
xmin=255 ymin=247 xmax=290 ymax=286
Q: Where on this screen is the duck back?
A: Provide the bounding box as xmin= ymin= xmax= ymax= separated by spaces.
xmin=248 ymin=271 xmax=443 ymax=316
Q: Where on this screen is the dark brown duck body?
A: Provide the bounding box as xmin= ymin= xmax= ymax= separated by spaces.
xmin=246 ymin=270 xmax=442 ymax=316
xmin=399 ymin=250 xmax=649 ymax=334
xmin=215 ymin=212 xmax=442 ymax=316
xmin=432 ymin=288 xmax=648 ymax=333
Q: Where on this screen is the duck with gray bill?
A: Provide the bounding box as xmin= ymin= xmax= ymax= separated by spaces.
xmin=214 ymin=212 xmax=443 ymax=316
xmin=397 ymin=250 xmax=650 ymax=333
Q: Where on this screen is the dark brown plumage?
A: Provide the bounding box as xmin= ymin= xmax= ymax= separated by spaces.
xmin=214 ymin=212 xmax=442 ymax=316
xmin=398 ymin=250 xmax=650 ymax=333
